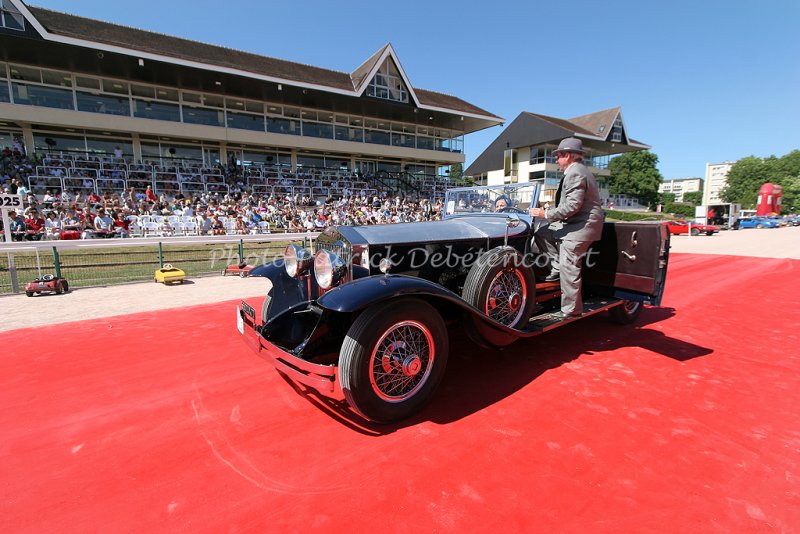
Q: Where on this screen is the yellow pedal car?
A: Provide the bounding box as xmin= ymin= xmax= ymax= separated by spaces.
xmin=154 ymin=264 xmax=186 ymax=285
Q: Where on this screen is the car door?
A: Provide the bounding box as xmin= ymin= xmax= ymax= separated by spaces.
xmin=583 ymin=222 xmax=670 ymax=306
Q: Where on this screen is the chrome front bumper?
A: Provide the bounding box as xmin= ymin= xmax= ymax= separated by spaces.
xmin=237 ymin=302 xmax=343 ymax=400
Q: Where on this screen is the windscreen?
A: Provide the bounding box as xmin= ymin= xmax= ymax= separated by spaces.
xmin=444 ymin=183 xmax=541 ymax=217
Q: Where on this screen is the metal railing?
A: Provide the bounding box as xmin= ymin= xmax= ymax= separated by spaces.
xmin=0 ymin=233 xmax=318 ymax=295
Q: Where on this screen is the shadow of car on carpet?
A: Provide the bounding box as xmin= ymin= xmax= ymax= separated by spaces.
xmin=275 ymin=306 xmax=712 ymax=435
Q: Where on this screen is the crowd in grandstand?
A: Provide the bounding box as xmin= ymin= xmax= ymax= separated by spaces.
xmin=1 ymin=148 xmax=444 ymax=241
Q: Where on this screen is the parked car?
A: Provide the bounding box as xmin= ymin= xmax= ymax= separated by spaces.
xmin=222 ymin=262 xmax=255 ymax=277
xmin=154 ymin=264 xmax=186 ymax=284
xmin=764 ymin=215 xmax=789 ymax=227
xmin=237 ymin=183 xmax=670 ymax=423
xmin=738 ymin=217 xmax=781 ymax=229
xmin=25 ymin=274 xmax=69 ymax=297
xmin=665 ymin=219 xmax=720 ymax=236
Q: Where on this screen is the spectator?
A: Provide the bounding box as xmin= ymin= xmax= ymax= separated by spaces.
xmin=24 ymin=209 xmax=45 ymax=241
xmin=8 ymin=210 xmax=27 ymax=241
xmin=113 ymin=212 xmax=131 ymax=238
xmin=44 ymin=210 xmax=63 ymax=239
xmin=159 ymin=217 xmax=174 ymax=237
xmin=93 ymin=209 xmax=115 ymax=237
xmin=145 ymin=185 xmax=157 ymax=203
xmin=234 ymin=214 xmax=247 ymax=234
xmin=210 ymin=214 xmax=225 ymax=235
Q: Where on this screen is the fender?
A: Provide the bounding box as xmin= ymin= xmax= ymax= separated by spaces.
xmin=250 ymin=260 xmax=317 ymax=313
xmin=317 ymin=274 xmax=522 ymax=346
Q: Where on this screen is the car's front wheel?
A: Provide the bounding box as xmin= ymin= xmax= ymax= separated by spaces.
xmin=690 ymin=228 xmax=700 ymax=236
xmin=608 ymin=300 xmax=643 ymax=324
xmin=462 ymin=248 xmax=535 ymax=329
xmin=339 ymin=298 xmax=448 ymax=423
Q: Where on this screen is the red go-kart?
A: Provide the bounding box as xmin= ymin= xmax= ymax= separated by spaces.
xmin=222 ymin=262 xmax=255 ymax=278
xmin=25 ymin=274 xmax=70 ymax=297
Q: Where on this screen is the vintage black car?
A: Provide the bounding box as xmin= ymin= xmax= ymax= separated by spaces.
xmin=237 ymin=183 xmax=670 ymax=423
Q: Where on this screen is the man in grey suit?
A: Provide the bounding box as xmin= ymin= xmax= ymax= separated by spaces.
xmin=529 ymin=137 xmax=604 ymax=318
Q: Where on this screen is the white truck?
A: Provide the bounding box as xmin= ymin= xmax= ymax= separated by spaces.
xmin=695 ymin=203 xmax=741 ymax=229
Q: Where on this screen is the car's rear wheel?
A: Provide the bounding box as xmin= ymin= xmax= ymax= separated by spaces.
xmin=462 ymin=248 xmax=535 ymax=329
xmin=62 ymin=281 xmax=69 ymax=293
xmin=706 ymin=231 xmax=714 ymax=236
xmin=55 ymin=284 xmax=63 ymax=295
xmin=690 ymin=228 xmax=700 ymax=236
xmin=339 ymin=298 xmax=448 ymax=423
xmin=756 ymin=223 xmax=764 ymax=229
xmin=608 ymin=300 xmax=643 ymax=324
xmin=25 ymin=291 xmax=33 ymax=297
xmin=239 ymin=271 xmax=246 ymax=278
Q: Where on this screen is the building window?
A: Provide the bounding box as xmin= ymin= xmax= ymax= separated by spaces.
xmin=12 ymin=83 xmax=74 ymax=110
xmin=0 ymin=0 xmax=25 ymax=31
xmin=183 ymin=105 xmax=224 ymax=127
xmin=366 ymin=59 xmax=409 ymax=103
xmin=226 ymin=111 xmax=264 ymax=132
xmin=610 ymin=116 xmax=623 ymax=143
xmin=76 ymin=92 xmax=130 ymax=116
xmin=133 ymin=99 xmax=181 ymax=122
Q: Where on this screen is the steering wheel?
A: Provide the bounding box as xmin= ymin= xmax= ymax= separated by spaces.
xmin=498 ymin=206 xmax=526 ymax=214
xmin=42 ymin=274 xmax=55 ymax=281
xmin=163 ymin=263 xmax=173 ymax=270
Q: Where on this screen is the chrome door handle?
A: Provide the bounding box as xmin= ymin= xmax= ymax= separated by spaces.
xmin=621 ymin=251 xmax=636 ymax=261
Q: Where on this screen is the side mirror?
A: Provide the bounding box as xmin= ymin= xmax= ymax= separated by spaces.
xmin=506 ymin=214 xmax=521 ymax=228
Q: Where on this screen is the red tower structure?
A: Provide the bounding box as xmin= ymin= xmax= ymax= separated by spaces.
xmin=756 ymin=183 xmax=782 ymax=216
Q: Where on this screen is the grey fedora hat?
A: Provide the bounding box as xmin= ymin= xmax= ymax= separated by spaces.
xmin=553 ymin=137 xmax=585 ymax=155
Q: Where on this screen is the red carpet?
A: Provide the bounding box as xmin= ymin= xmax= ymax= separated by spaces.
xmin=1 ymin=253 xmax=798 ymax=532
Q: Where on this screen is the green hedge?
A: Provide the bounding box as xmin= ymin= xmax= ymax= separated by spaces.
xmin=663 ymin=202 xmax=696 ymax=217
xmin=604 ymin=209 xmax=671 ymax=222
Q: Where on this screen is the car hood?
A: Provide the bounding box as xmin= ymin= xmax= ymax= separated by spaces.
xmin=334 ymin=215 xmax=531 ymax=246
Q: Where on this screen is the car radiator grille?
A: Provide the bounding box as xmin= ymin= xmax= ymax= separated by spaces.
xmin=314 ymin=234 xmax=350 ymax=265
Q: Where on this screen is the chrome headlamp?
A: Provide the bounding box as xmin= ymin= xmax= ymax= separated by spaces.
xmin=314 ymin=249 xmax=346 ymax=289
xmin=284 ymin=244 xmax=313 ymax=278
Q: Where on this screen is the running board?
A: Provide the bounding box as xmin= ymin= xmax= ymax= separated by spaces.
xmin=520 ymin=296 xmax=622 ymax=335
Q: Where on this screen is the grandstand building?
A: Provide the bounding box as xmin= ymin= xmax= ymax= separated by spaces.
xmin=464 ymin=108 xmax=650 ymax=207
xmin=0 ymin=0 xmax=502 ymax=199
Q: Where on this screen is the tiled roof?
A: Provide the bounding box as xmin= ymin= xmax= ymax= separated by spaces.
xmin=26 ymin=6 xmax=499 ymax=118
xmin=568 ymin=107 xmax=620 ymax=139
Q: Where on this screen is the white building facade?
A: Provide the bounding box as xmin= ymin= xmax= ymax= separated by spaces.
xmin=702 ymin=162 xmax=734 ymax=205
xmin=659 ymin=177 xmax=703 ymax=202
xmin=465 ymin=108 xmax=650 ymax=209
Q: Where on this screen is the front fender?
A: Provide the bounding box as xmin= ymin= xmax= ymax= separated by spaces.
xmin=251 ymin=260 xmax=316 ymax=313
xmin=317 ymin=274 xmax=522 ymax=347
xmin=317 ymin=274 xmax=460 ymax=312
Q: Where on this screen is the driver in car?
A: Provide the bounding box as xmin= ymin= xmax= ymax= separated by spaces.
xmin=494 ymin=195 xmax=512 ymax=212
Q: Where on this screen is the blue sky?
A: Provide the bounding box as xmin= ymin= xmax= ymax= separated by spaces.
xmin=23 ymin=0 xmax=800 ymax=179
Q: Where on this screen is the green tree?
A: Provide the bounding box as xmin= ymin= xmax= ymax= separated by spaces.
xmin=448 ymin=163 xmax=463 ymax=181
xmin=722 ymin=150 xmax=800 ymax=211
xmin=682 ymin=191 xmax=703 ymax=205
xmin=607 ymin=151 xmax=663 ymax=208
xmin=658 ymin=192 xmax=676 ymax=204
xmin=722 ymin=156 xmax=767 ymax=208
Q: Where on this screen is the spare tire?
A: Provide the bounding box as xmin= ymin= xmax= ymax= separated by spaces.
xmin=462 ymin=248 xmax=536 ymax=329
